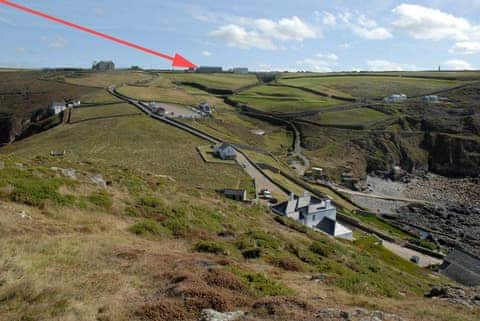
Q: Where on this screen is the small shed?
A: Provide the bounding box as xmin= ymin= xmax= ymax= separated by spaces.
xmin=222 ymin=189 xmax=247 ymax=201
xmin=439 ymin=249 xmax=480 ymax=286
xmin=422 ymin=95 xmax=439 ymax=103
xmin=197 ymin=102 xmax=212 ymax=115
xmin=50 ymin=101 xmax=66 ymax=115
xmin=213 ymin=143 xmax=237 ymax=160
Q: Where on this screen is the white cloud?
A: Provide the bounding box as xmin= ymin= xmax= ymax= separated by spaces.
xmin=202 ymin=50 xmax=212 ymax=57
xmin=211 ymin=16 xmax=317 ymax=50
xmin=443 ymin=59 xmax=473 ymax=70
xmin=450 ymin=41 xmax=480 ymax=54
xmin=297 ymin=53 xmax=339 ymax=72
xmin=43 ymin=36 xmax=69 ymax=49
xmin=340 ymin=43 xmax=352 ymax=49
xmin=366 ymin=59 xmax=415 ymax=71
xmin=320 ymin=11 xmax=337 ymax=26
xmin=392 ymin=4 xmax=473 ymax=41
xmin=210 ymin=25 xmax=277 ymax=50
xmin=341 ymin=12 xmax=392 ymax=40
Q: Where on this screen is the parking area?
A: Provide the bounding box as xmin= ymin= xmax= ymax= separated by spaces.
xmin=156 ymin=102 xmax=201 ymax=119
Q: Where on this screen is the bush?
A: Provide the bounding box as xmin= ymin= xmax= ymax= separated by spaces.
xmin=309 ymin=240 xmax=336 ymax=258
xmin=194 ymin=241 xmax=230 ymax=256
xmin=130 ymin=219 xmax=165 ymax=236
xmin=242 ymin=248 xmax=262 ymax=259
xmin=87 ymin=191 xmax=113 ymax=211
xmin=10 ymin=177 xmax=75 ymax=208
xmin=228 ymin=267 xmax=293 ymax=297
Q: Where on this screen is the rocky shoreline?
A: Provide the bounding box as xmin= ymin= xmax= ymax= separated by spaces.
xmin=350 ymin=174 xmax=480 ymax=256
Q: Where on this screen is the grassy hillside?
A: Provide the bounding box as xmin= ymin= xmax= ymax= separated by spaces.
xmin=282 ymin=76 xmax=463 ymax=99
xmin=0 ymin=71 xmax=98 ymax=116
xmin=231 ymin=85 xmax=344 ymax=113
xmin=308 ymin=108 xmax=390 ymax=127
xmin=63 ymin=71 xmax=154 ymax=88
xmin=0 ymin=156 xmax=475 ymax=321
xmin=168 ymin=73 xmax=258 ymax=91
xmin=1 ymin=104 xmax=253 ymax=192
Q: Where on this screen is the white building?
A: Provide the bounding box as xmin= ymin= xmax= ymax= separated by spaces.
xmin=272 ymin=191 xmax=353 ymax=240
xmin=384 ymin=94 xmax=407 ymax=103
xmin=233 ymin=68 xmax=249 ymax=74
xmin=422 ymin=95 xmax=439 ymax=103
xmin=50 ymin=101 xmax=66 ymax=115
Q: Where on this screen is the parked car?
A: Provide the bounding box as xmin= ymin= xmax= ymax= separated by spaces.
xmin=260 ymin=189 xmax=272 ymax=199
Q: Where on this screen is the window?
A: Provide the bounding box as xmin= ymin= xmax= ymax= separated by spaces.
xmin=312 ymin=215 xmax=316 ymax=221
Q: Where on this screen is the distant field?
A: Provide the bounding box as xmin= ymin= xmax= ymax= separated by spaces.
xmin=64 ymin=71 xmax=154 ymax=88
xmin=168 ymin=73 xmax=258 ymax=91
xmin=280 ymin=71 xmax=480 ymax=81
xmin=312 ymin=108 xmax=389 ymax=126
xmin=2 ymin=104 xmax=253 ymax=191
xmin=277 ymin=78 xmax=354 ymax=99
xmin=70 ymin=104 xmax=141 ymax=123
xmin=0 ymin=71 xmax=97 ymax=115
xmin=281 ymin=76 xmax=463 ymax=99
xmin=117 ymin=85 xmax=199 ymax=105
xmin=230 ymin=85 xmax=343 ymax=113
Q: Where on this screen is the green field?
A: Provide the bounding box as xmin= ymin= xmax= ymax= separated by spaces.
xmin=281 ymin=76 xmax=463 ymax=99
xmin=278 ymin=77 xmax=354 ymax=99
xmin=313 ymin=108 xmax=389 ymax=126
xmin=231 ymin=85 xmax=344 ymax=113
xmin=168 ymin=73 xmax=258 ymax=91
xmin=64 ymin=71 xmax=154 ymax=88
xmin=1 ymin=104 xmax=253 ymax=191
xmin=281 ymin=71 xmax=480 ymax=81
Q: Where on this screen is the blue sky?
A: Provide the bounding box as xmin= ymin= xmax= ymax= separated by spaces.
xmin=1 ymin=0 xmax=480 ymax=71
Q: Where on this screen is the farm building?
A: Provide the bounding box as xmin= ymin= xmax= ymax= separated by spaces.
xmin=50 ymin=101 xmax=66 ymax=115
xmin=196 ymin=66 xmax=223 ymax=73
xmin=148 ymin=102 xmax=165 ymax=115
xmin=222 ymin=189 xmax=247 ymax=202
xmin=213 ymin=143 xmax=237 ymax=160
xmin=197 ymin=102 xmax=212 ymax=115
xmin=439 ymin=249 xmax=480 ymax=286
xmin=233 ymin=68 xmax=249 ymax=74
xmin=422 ymin=95 xmax=439 ymax=103
xmin=384 ymin=94 xmax=407 ymax=103
xmin=271 ymin=192 xmax=353 ymax=240
xmin=92 ymin=61 xmax=115 ymax=72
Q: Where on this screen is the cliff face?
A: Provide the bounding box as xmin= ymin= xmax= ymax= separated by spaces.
xmin=0 ymin=115 xmax=24 ymax=145
xmin=424 ymin=133 xmax=480 ymax=177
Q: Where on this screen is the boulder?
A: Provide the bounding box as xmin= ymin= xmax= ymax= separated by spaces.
xmin=198 ymin=309 xmax=245 ymax=321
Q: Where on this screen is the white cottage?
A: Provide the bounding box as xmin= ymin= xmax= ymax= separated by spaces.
xmin=272 ymin=192 xmax=353 ymax=240
xmin=50 ymin=101 xmax=66 ymax=115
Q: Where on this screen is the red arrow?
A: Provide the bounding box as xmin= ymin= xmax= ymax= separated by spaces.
xmin=0 ymin=0 xmax=197 ymax=68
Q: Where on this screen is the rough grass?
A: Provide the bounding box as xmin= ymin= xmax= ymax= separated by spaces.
xmin=168 ymin=73 xmax=258 ymax=91
xmin=313 ymin=108 xmax=389 ymax=126
xmin=0 ymin=157 xmax=476 ymax=321
xmin=231 ymin=85 xmax=344 ymax=112
xmin=2 ymin=104 xmax=254 ymax=192
xmin=63 ymin=71 xmax=154 ymax=88
xmin=299 ymin=76 xmax=463 ymax=99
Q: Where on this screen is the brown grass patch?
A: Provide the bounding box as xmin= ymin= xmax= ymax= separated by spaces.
xmin=252 ymin=296 xmax=313 ymax=318
xmin=136 ymin=298 xmax=188 ymax=321
xmin=203 ymin=268 xmax=247 ymax=292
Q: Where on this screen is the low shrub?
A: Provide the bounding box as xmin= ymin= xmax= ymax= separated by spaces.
xmin=87 ymin=191 xmax=113 ymax=211
xmin=194 ymin=241 xmax=230 ymax=256
xmin=228 ymin=267 xmax=293 ymax=297
xmin=242 ymin=248 xmax=262 ymax=259
xmin=130 ymin=219 xmax=165 ymax=236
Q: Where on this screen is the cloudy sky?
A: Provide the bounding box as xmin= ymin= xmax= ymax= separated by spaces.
xmin=1 ymin=0 xmax=480 ymax=71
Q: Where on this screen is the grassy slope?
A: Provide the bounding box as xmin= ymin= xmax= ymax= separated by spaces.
xmin=291 ymin=76 xmax=463 ymax=99
xmin=168 ymin=73 xmax=258 ymax=91
xmin=314 ymin=108 xmax=389 ymax=126
xmin=278 ymin=77 xmax=355 ymax=99
xmin=0 ymin=157 xmax=475 ymax=321
xmin=1 ymin=104 xmax=253 ymax=191
xmin=231 ymin=85 xmax=344 ymax=112
xmin=280 ymin=71 xmax=480 ymax=81
xmin=64 ymin=71 xmax=154 ymax=88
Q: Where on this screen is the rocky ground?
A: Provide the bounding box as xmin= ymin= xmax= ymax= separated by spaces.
xmin=351 ymin=174 xmax=480 ymax=256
